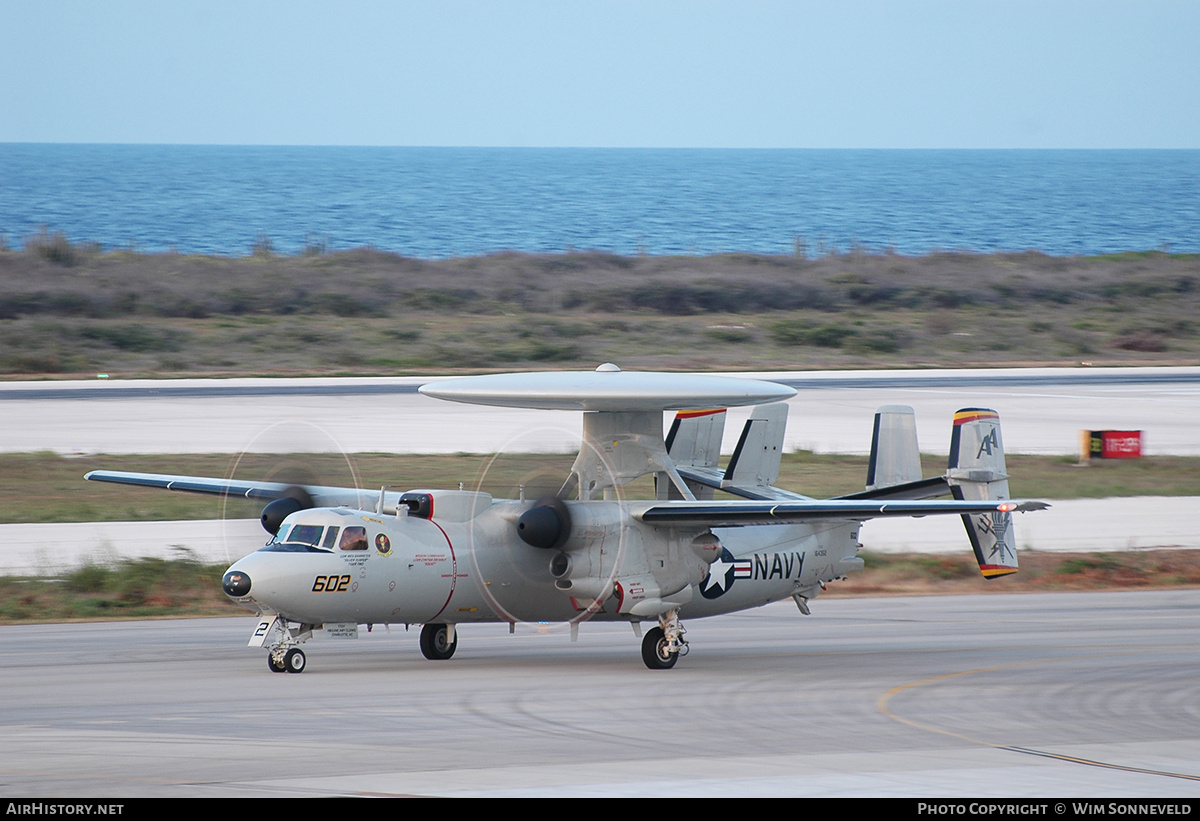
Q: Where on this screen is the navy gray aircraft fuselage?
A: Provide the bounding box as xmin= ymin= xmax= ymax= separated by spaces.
xmin=224 ymin=496 xmax=846 ymax=626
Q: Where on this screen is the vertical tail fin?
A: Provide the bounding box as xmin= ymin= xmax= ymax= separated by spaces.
xmin=866 ymin=405 xmax=922 ymax=490
xmin=723 ymin=402 xmax=788 ymax=490
xmin=947 ymin=408 xmax=1018 ymax=578
xmin=665 ymin=409 xmax=726 ymax=468
xmin=665 ymin=409 xmax=727 ymax=499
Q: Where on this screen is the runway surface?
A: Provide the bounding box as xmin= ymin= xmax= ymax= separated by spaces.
xmin=2 ymin=591 xmax=1198 ymax=797
xmin=3 ymin=366 xmax=1199 ymax=455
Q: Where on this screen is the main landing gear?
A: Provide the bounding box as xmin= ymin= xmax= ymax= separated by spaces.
xmin=419 ymin=623 xmax=458 ymax=660
xmin=641 ymin=609 xmax=687 ymax=670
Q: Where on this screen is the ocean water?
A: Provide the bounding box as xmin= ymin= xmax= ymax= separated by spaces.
xmin=1 ymin=145 xmax=1197 ymax=258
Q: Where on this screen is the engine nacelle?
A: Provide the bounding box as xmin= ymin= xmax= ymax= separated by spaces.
xmin=261 ymin=497 xmax=304 ymax=535
xmin=517 ymin=499 xmax=571 ymax=549
xmin=546 ymin=514 xmax=714 ymax=616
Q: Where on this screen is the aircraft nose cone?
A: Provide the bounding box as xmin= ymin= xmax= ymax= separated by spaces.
xmin=222 ymin=570 xmax=251 ymax=597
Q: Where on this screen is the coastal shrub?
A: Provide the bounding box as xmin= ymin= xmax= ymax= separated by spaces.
xmin=25 ymin=229 xmax=77 ymax=266
xmin=846 ymin=283 xmax=902 ymax=305
xmin=1111 ymin=331 xmax=1167 ymax=352
xmin=308 ymin=292 xmax=386 ymax=317
xmin=847 ymin=329 xmax=904 ymax=353
xmin=303 ymin=233 xmax=328 ymax=256
xmin=1055 ymin=555 xmax=1123 ymax=575
xmin=512 ymin=318 xmax=592 ymax=339
xmin=629 ymin=283 xmax=722 ymax=315
xmin=1028 ymin=285 xmax=1075 ymax=304
xmin=0 ymin=292 xmax=103 ymax=318
xmin=497 ymin=338 xmax=581 ymax=362
xmin=403 ymin=288 xmax=480 ymax=311
xmin=383 ymin=328 xmax=422 ymax=342
xmin=593 ymin=282 xmax=829 ymax=315
xmin=251 ymin=234 xmax=274 ymax=257
xmin=0 ymin=352 xmax=66 ymax=373
xmin=154 ymin=298 xmax=211 ymax=319
xmin=80 ymin=324 xmax=185 ymax=352
xmin=770 ymin=321 xmax=853 ymax=348
xmin=215 ymin=288 xmax=258 ymax=315
xmin=704 ymin=326 xmax=754 ymax=344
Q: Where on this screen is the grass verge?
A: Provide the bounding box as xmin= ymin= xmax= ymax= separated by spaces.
xmin=831 ymin=549 xmax=1200 ymax=598
xmin=0 ymin=555 xmax=243 ymax=622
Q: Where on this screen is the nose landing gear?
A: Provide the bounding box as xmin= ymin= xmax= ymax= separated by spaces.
xmin=253 ymin=616 xmax=314 ymax=673
xmin=269 ymin=646 xmax=307 ymax=673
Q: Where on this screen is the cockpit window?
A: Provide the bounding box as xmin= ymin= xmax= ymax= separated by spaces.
xmin=339 ymin=526 xmax=368 ymax=551
xmin=273 ymin=524 xmax=291 ymax=543
xmin=322 ymin=527 xmax=340 ymax=549
xmin=258 ymin=542 xmax=332 ymax=553
xmin=284 ymin=524 xmax=325 ymax=547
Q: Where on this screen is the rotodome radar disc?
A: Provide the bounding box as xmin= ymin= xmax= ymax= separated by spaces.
xmin=419 ymin=365 xmax=796 ymax=412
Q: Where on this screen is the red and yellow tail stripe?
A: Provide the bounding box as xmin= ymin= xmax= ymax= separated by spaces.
xmin=675 ymin=408 xmax=726 ymax=419
xmin=953 ymin=409 xmax=999 ymax=426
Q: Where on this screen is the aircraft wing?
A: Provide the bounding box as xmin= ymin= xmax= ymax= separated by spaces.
xmin=83 ymin=471 xmax=369 ymax=509
xmin=635 ymin=498 xmax=1047 ymax=527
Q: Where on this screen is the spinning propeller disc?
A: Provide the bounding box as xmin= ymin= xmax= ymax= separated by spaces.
xmin=465 ymin=423 xmax=631 ymax=630
xmin=219 ymin=421 xmax=363 ymax=562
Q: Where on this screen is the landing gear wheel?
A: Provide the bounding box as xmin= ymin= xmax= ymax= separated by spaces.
xmin=419 ymin=623 xmax=457 ymax=660
xmin=283 ymin=647 xmax=306 ymax=673
xmin=267 ymin=653 xmax=287 ymax=673
xmin=641 ymin=626 xmax=678 ymax=670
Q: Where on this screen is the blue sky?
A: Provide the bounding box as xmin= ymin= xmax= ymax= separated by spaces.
xmin=3 ymin=0 xmax=1197 ymax=148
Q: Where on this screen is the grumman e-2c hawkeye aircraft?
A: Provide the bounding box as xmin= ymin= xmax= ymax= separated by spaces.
xmin=85 ymin=366 xmax=1046 ymax=671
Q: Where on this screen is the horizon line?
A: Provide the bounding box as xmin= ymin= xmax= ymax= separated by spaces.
xmin=3 ymin=141 xmax=1199 ymax=151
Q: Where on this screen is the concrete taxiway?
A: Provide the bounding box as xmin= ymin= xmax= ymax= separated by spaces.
xmin=1 ymin=591 xmax=1197 ymax=797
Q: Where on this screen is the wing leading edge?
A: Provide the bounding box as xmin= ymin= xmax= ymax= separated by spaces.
xmin=83 ymin=470 xmax=368 ymax=509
